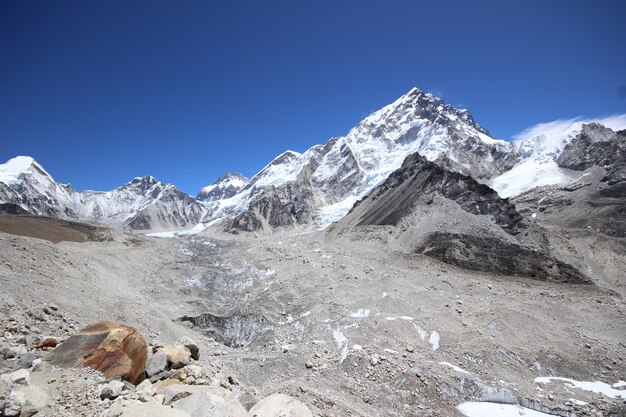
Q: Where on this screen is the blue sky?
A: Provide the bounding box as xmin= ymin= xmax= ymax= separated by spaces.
xmin=1 ymin=0 xmax=625 ymax=195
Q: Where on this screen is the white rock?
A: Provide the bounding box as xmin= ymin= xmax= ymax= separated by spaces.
xmin=119 ymin=402 xmax=191 ymax=417
xmin=136 ymin=379 xmax=154 ymax=402
xmin=2 ymin=369 xmax=30 ymax=385
xmin=100 ymin=380 xmax=126 ymax=399
xmin=3 ymin=390 xmax=26 ymax=416
xmin=248 ymin=393 xmax=313 ymax=417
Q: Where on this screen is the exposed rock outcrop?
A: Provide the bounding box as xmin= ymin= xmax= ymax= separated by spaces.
xmin=415 ymin=232 xmax=591 ymax=284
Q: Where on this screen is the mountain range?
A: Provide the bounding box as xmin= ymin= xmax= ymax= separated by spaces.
xmin=1 ymin=87 xmax=624 ymax=233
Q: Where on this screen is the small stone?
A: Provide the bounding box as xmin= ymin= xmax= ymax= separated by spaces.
xmin=3 ymin=390 xmax=26 ymax=416
xmin=36 ymin=337 xmax=61 ymax=349
xmin=161 ymin=345 xmax=191 ymax=369
xmin=145 ymin=350 xmax=168 ymax=377
xmin=4 ymin=369 xmax=30 ymax=385
xmin=176 ymin=336 xmax=199 ymax=361
xmin=305 ymin=362 xmax=313 ymax=369
xmin=99 ymin=380 xmax=126 ymax=400
xmin=136 ymin=379 xmax=154 ymax=402
xmin=370 ymin=355 xmax=380 ymax=366
xmin=406 ymin=346 xmax=414 ymax=353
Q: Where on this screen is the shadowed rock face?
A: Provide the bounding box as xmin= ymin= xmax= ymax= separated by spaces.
xmin=556 ymin=124 xmax=626 ymax=184
xmin=46 ymin=321 xmax=148 ymax=384
xmin=353 ymin=152 xmax=526 ymax=234
xmin=415 ymin=232 xmax=591 ymax=284
xmin=227 ymin=181 xmax=316 ymax=232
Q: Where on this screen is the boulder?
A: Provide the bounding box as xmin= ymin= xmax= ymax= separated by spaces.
xmin=14 ymin=385 xmax=49 ymax=416
xmin=99 ymin=380 xmax=126 ymax=399
xmin=45 ymin=321 xmax=148 ymax=384
xmin=2 ymin=390 xmax=25 ymax=417
xmin=161 ymin=345 xmax=191 ymax=369
xmin=1 ymin=369 xmax=30 ymax=385
xmin=135 ymin=379 xmax=154 ymax=402
xmin=118 ymin=402 xmax=191 ymax=417
xmin=160 ymin=385 xmax=247 ymax=416
xmin=248 ymin=393 xmax=313 ymax=417
xmin=172 ymin=392 xmax=229 ymax=417
xmin=145 ymin=349 xmax=168 ymax=377
xmin=36 ymin=337 xmax=61 ymax=349
xmin=176 ymin=337 xmax=200 ymax=360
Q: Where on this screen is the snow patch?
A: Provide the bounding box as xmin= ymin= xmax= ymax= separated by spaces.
xmin=350 ymin=309 xmax=370 ymax=318
xmin=145 ymin=223 xmax=206 ymax=238
xmin=332 ymin=330 xmax=349 ymax=363
xmin=429 ymin=330 xmax=440 ymax=350
xmin=534 ymin=377 xmax=626 ymax=398
xmin=457 ymin=402 xmax=557 ymax=417
xmin=439 ymin=361 xmax=470 ymax=374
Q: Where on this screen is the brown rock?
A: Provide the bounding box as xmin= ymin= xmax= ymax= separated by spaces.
xmin=36 ymin=337 xmax=61 ymax=349
xmin=45 ymin=321 xmax=147 ymax=384
xmin=161 ymin=345 xmax=191 ymax=369
xmin=152 ymin=378 xmax=182 ymax=391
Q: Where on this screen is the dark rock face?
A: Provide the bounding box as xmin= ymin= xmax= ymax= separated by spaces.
xmin=415 ymin=232 xmax=590 ymax=284
xmin=227 ymin=181 xmax=316 ymax=232
xmin=556 ymin=124 xmax=626 ymax=178
xmin=0 ymin=203 xmax=30 ymax=215
xmin=354 ymin=152 xmax=525 ymax=234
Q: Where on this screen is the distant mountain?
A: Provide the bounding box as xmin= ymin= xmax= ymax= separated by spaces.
xmin=3 ymin=89 xmax=625 ymax=234
xmin=214 ymin=87 xmax=518 ymax=232
xmin=488 ymin=119 xmax=626 ymax=197
xmin=196 ymin=172 xmax=248 ymax=202
xmin=0 ymin=156 xmax=206 ymax=231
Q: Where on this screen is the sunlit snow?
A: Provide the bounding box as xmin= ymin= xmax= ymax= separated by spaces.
xmin=534 ymin=377 xmax=626 ymax=398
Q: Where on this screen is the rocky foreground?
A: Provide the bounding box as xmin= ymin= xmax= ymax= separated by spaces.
xmin=0 ymin=214 xmax=625 ymax=416
xmin=0 ymin=307 xmax=313 ymax=416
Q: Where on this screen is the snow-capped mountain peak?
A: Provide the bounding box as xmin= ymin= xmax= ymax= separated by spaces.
xmin=0 ymin=156 xmax=54 ymax=186
xmin=0 ymin=156 xmax=207 ymax=231
xmin=489 ymin=115 xmax=626 ymax=197
xmin=197 ymin=172 xmax=249 ymax=202
xmin=219 ymin=87 xmax=517 ymax=231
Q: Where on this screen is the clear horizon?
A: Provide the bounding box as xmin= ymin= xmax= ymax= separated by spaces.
xmin=2 ymin=1 xmax=625 ymax=195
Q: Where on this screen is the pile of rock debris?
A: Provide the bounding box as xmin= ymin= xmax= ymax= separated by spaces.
xmin=1 ymin=307 xmax=312 ymax=417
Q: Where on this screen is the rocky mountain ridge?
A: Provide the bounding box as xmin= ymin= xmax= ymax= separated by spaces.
xmin=196 ymin=172 xmax=248 ymax=202
xmin=0 ymin=157 xmax=206 ymax=231
xmin=2 ymin=89 xmax=625 ymax=233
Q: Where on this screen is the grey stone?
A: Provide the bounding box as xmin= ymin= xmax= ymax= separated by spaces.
xmin=32 ymin=360 xmax=55 ymax=374
xmin=118 ymin=402 xmax=191 ymax=417
xmin=136 ymin=379 xmax=154 ymax=402
xmin=2 ymin=390 xmax=25 ymax=417
xmin=2 ymin=369 xmax=30 ymax=385
xmin=248 ymin=393 xmax=313 ymax=417
xmin=172 ymin=390 xmax=247 ymax=417
xmin=146 ymin=350 xmax=168 ymax=377
xmin=99 ymin=380 xmax=126 ymax=400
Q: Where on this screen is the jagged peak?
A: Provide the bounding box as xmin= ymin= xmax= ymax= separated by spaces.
xmin=0 ymin=155 xmax=54 ymax=185
xmin=216 ymin=171 xmax=248 ymax=183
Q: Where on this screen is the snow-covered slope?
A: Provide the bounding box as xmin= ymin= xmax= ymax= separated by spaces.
xmin=489 ymin=116 xmax=626 ymax=197
xmin=0 ymin=156 xmax=206 ymax=231
xmin=197 ymin=172 xmax=248 ymax=202
xmin=213 ymin=87 xmax=517 ymax=230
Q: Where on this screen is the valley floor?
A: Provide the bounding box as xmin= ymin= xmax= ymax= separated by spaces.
xmin=0 ymin=223 xmax=625 ymax=416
